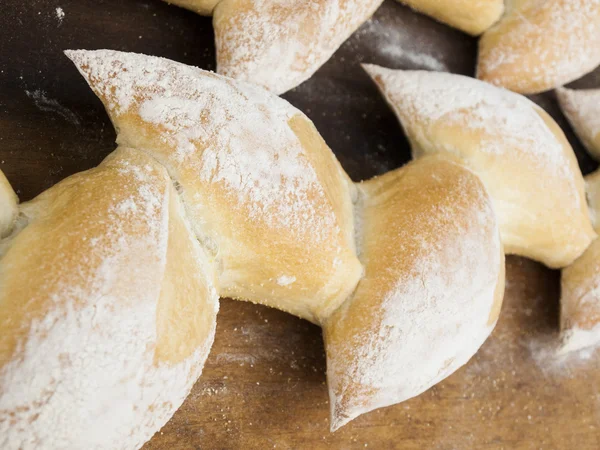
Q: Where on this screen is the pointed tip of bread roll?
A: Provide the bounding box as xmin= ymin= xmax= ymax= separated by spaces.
xmin=329 ymin=404 xmax=351 ymax=432
xmin=64 ymin=48 xmax=90 ymax=66
xmin=555 ymin=86 xmax=578 ymax=117
xmin=556 ymin=86 xmax=600 ymax=160
xmin=361 ymin=63 xmax=400 ymax=83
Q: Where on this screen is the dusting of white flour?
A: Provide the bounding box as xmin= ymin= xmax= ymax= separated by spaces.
xmin=216 ymin=0 xmax=384 ymax=94
xmin=65 ymin=49 xmax=342 ymax=242
xmin=363 ymin=65 xmax=584 ymax=209
xmin=276 ymin=275 xmax=296 ymax=286
xmin=25 ymin=89 xmax=79 ymax=125
xmin=0 ymin=155 xmax=218 ymax=450
xmin=557 ymin=87 xmax=600 ymax=157
xmin=327 ymin=160 xmax=502 ymax=430
xmin=358 ymin=18 xmax=447 ymax=71
xmin=55 ymin=7 xmax=65 ymax=23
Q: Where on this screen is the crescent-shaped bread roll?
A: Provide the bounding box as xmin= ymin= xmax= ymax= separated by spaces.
xmin=325 ymin=154 xmax=504 ymax=430
xmin=66 ymin=49 xmax=362 ymax=324
xmin=166 ymin=0 xmax=383 ymax=93
xmin=0 ymin=170 xmax=18 ymax=238
xmin=561 ymin=170 xmax=600 ymax=353
xmin=213 ymin=0 xmax=383 ymax=94
xmin=0 ymin=147 xmax=219 ymax=449
xmin=364 ymin=65 xmax=595 ymax=268
xmin=396 ymin=0 xmax=503 ymax=35
xmin=477 ymin=0 xmax=600 ymax=94
xmin=556 ymin=87 xmax=600 ymax=160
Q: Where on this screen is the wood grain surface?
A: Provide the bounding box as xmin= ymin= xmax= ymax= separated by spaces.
xmin=1 ymin=1 xmax=599 ymax=448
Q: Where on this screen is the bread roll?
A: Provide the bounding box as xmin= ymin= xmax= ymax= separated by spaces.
xmin=557 ymin=87 xmax=600 ymax=160
xmin=0 ymin=170 xmax=18 ymax=238
xmin=397 ymin=0 xmax=503 ymax=35
xmin=213 ymin=0 xmax=383 ymax=94
xmin=324 ymin=154 xmax=504 ymax=430
xmin=364 ymin=64 xmax=595 ymax=268
xmin=0 ymin=147 xmax=219 ymax=449
xmin=561 ymin=169 xmax=600 ymax=353
xmin=477 ymin=0 xmax=600 ymax=94
xmin=66 ymin=49 xmax=362 ymax=324
xmin=164 ymin=0 xmax=383 ymax=93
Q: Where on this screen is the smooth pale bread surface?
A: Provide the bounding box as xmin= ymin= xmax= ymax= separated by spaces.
xmin=365 ymin=65 xmax=595 ymax=268
xmin=557 ymin=87 xmax=600 ymax=161
xmin=0 ymin=147 xmax=219 ymax=450
xmin=324 ymin=154 xmax=504 ymax=430
xmin=213 ymin=0 xmax=383 ymax=94
xmin=0 ymin=170 xmax=18 ymax=238
xmin=561 ymin=170 xmax=600 ymax=353
xmin=397 ymin=0 xmax=503 ymax=35
xmin=478 ymin=0 xmax=600 ymax=94
xmin=66 ymin=49 xmax=362 ymax=324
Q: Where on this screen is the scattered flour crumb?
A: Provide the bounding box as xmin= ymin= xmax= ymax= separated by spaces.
xmin=527 ymin=333 xmax=597 ymax=377
xmin=359 ymin=18 xmax=447 ymax=71
xmin=55 ymin=7 xmax=65 ymax=23
xmin=25 ymin=89 xmax=79 ymax=125
xmin=276 ymin=275 xmax=296 ymax=286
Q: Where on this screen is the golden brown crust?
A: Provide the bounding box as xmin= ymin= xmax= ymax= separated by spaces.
xmin=364 ymin=65 xmax=595 ymax=268
xmin=155 ymin=181 xmax=219 ymax=365
xmin=325 ymin=154 xmax=504 ymax=430
xmin=478 ymin=0 xmax=600 ymax=94
xmin=0 ymin=147 xmax=219 ymax=449
xmin=66 ymin=49 xmax=362 ymax=324
xmin=397 ymin=0 xmax=503 ymax=35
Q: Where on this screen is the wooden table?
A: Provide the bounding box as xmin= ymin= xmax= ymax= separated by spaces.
xmin=2 ymin=1 xmax=599 ymax=448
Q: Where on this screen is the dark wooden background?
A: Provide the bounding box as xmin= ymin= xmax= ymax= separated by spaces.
xmin=1 ymin=1 xmax=599 ymax=448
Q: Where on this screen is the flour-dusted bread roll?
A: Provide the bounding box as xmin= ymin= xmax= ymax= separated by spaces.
xmin=213 ymin=0 xmax=383 ymax=94
xmin=0 ymin=147 xmax=219 ymax=449
xmin=0 ymin=170 xmax=18 ymax=238
xmin=364 ymin=65 xmax=595 ymax=268
xmin=561 ymin=170 xmax=600 ymax=353
xmin=397 ymin=0 xmax=503 ymax=35
xmin=166 ymin=0 xmax=383 ymax=94
xmin=557 ymin=87 xmax=600 ymax=160
xmin=324 ymin=154 xmax=504 ymax=430
xmin=477 ymin=0 xmax=600 ymax=94
xmin=66 ymin=49 xmax=362 ymax=324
